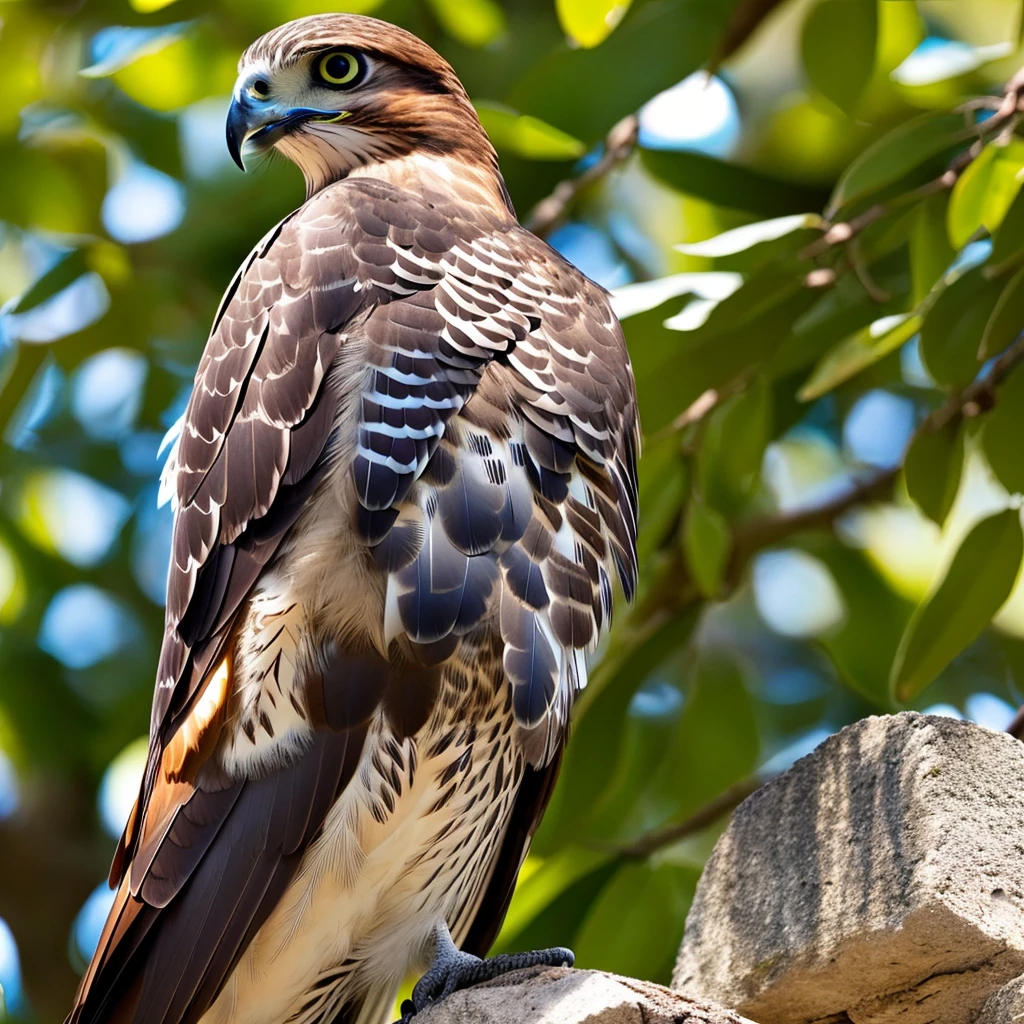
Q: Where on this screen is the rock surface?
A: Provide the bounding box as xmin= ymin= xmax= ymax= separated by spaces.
xmin=980 ymin=974 xmax=1024 ymax=1023
xmin=415 ymin=967 xmax=753 ymax=1024
xmin=674 ymin=712 xmax=1024 ymax=1024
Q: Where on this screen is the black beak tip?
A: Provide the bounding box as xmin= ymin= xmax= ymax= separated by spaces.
xmin=225 ymin=100 xmax=248 ymax=172
xmin=228 ymin=139 xmax=246 ymax=171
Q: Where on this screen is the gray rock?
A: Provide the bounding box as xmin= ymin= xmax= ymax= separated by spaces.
xmin=674 ymin=712 xmax=1024 ymax=1024
xmin=979 ymin=974 xmax=1024 ymax=1022
xmin=415 ymin=967 xmax=753 ymax=1024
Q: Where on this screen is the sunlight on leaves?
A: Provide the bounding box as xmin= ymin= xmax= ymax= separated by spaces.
xmin=16 ymin=469 xmax=130 ymax=567
xmin=81 ymin=23 xmax=192 ymax=79
xmin=476 ymin=103 xmax=585 ymax=160
xmin=426 ymin=0 xmax=506 ymax=48
xmin=555 ymin=0 xmax=633 ymax=49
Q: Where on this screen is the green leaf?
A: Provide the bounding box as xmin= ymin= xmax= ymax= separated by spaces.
xmin=980 ymin=264 xmax=1024 ymax=361
xmin=920 ymin=267 xmax=1002 ymax=387
xmin=426 ymin=0 xmax=507 ymax=47
xmin=948 ymin=140 xmax=1024 ymax=250
xmin=494 ymin=853 xmax=617 ymax=958
xmin=770 ymin=257 xmax=909 ymax=377
xmin=573 ymin=862 xmax=697 ymax=983
xmin=910 ymin=192 xmax=956 ymax=305
xmin=676 ymin=214 xmax=823 ymax=257
xmin=683 ymin=499 xmax=730 ymax=599
xmin=698 ymin=378 xmax=772 ymax=512
xmin=624 ymin=266 xmax=815 ymax=434
xmin=584 ymin=678 xmax=684 ymax=841
xmin=990 ymin=185 xmax=1024 ymax=273
xmin=129 ymin=0 xmax=182 ymax=11
xmin=982 ymin=368 xmax=1024 ymax=493
xmin=506 ymin=1 xmax=731 ymax=144
xmin=814 ymin=543 xmax=911 ymax=708
xmin=828 ymin=111 xmax=971 ymax=217
xmin=903 ymin=419 xmax=964 ymax=525
xmin=801 ymin=0 xmax=878 ymax=116
xmin=496 ymin=846 xmax=611 ymax=945
xmin=799 ymin=312 xmax=921 ymax=401
xmin=9 ymin=249 xmax=89 ymax=315
xmin=555 ymin=0 xmax=633 ymax=48
xmin=80 ymin=22 xmax=192 ymax=78
xmin=475 ymin=103 xmax=585 ymax=160
xmin=891 ymin=508 xmax=1024 ymax=702
xmin=537 ymin=609 xmax=701 ymax=851
xmin=651 ymin=652 xmax=759 ymax=820
xmin=642 ymin=149 xmax=830 ymax=218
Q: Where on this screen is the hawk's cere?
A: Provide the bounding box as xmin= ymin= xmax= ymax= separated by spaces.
xmin=68 ymin=14 xmax=639 ymax=1024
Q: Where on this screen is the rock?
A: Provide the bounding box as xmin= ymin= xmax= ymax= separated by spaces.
xmin=674 ymin=712 xmax=1024 ymax=1024
xmin=415 ymin=966 xmax=754 ymax=1024
xmin=979 ymin=974 xmax=1024 ymax=1022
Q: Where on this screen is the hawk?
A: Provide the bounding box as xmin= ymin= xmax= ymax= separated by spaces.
xmin=68 ymin=14 xmax=639 ymax=1024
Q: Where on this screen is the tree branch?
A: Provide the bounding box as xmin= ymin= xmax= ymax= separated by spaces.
xmin=614 ymin=775 xmax=767 ymax=860
xmin=525 ymin=115 xmax=639 ymax=238
xmin=597 ymin=332 xmax=1024 ymax=861
xmin=596 ymin=327 xmax=1024 ymax=724
xmin=800 ymin=72 xmax=1024 ymax=263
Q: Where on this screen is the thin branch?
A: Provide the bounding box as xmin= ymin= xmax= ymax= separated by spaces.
xmin=615 ymin=775 xmax=767 ymax=860
xmin=847 ymin=236 xmax=890 ymax=303
xmin=525 ymin=115 xmax=639 ymax=238
xmin=650 ymin=383 xmax=741 ymax=444
xmin=798 ymin=72 xmax=1024 ymax=263
xmin=613 ymin=333 xmax=1024 ymax=858
xmin=728 ymin=469 xmax=898 ymax=580
xmin=605 ymin=330 xmax=1024 ymax=703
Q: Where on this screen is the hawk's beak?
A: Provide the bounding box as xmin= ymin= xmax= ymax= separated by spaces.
xmin=226 ymin=95 xmax=252 ymax=171
xmin=226 ymin=90 xmax=350 ymax=172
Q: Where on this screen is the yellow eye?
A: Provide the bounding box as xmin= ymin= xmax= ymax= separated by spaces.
xmin=317 ymin=51 xmax=363 ymax=87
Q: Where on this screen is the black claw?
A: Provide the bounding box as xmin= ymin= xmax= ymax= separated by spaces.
xmin=400 ymin=923 xmax=573 ymax=1021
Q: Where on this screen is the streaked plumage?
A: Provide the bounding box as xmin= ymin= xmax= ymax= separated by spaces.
xmin=68 ymin=14 xmax=638 ymax=1024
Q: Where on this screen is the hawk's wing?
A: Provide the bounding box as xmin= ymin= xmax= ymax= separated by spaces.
xmin=353 ymin=214 xmax=638 ymax=762
xmin=69 ymin=178 xmax=637 ymax=1024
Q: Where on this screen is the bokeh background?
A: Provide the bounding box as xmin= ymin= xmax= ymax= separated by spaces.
xmin=3 ymin=0 xmax=1024 ymax=1018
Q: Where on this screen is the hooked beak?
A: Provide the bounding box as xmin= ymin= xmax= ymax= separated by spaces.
xmin=225 ymin=92 xmax=351 ymax=171
xmin=225 ymin=95 xmax=252 ymax=170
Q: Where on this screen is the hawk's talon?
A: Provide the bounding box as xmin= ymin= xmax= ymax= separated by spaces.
xmin=396 ymin=922 xmax=573 ymax=1021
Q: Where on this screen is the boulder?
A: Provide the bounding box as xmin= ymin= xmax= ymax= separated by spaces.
xmin=674 ymin=712 xmax=1024 ymax=1024
xmin=415 ymin=966 xmax=753 ymax=1024
xmin=979 ymin=974 xmax=1024 ymax=1022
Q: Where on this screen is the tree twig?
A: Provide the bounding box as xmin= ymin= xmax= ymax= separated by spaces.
xmin=604 ymin=330 xmax=1024 ymax=705
xmin=614 ymin=775 xmax=767 ymax=859
xmin=615 ymin=322 xmax=1024 ymax=851
xmin=798 ymin=72 xmax=1024 ymax=263
xmin=525 ymin=115 xmax=639 ymax=238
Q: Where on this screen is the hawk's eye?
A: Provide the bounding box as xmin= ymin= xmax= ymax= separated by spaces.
xmin=317 ymin=51 xmax=364 ymax=88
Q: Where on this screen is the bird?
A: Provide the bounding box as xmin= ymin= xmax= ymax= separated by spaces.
xmin=68 ymin=13 xmax=639 ymax=1024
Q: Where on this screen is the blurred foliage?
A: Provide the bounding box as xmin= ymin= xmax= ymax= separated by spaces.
xmin=3 ymin=0 xmax=1024 ymax=1020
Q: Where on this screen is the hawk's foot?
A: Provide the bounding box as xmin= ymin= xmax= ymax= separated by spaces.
xmin=398 ymin=921 xmax=573 ymax=1021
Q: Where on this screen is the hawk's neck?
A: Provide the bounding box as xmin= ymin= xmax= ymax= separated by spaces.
xmin=278 ymin=129 xmax=514 ymax=219
xmin=349 ymin=152 xmax=515 ymax=218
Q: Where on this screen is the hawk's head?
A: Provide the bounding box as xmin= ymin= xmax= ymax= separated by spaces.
xmin=227 ymin=14 xmax=501 ymax=200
